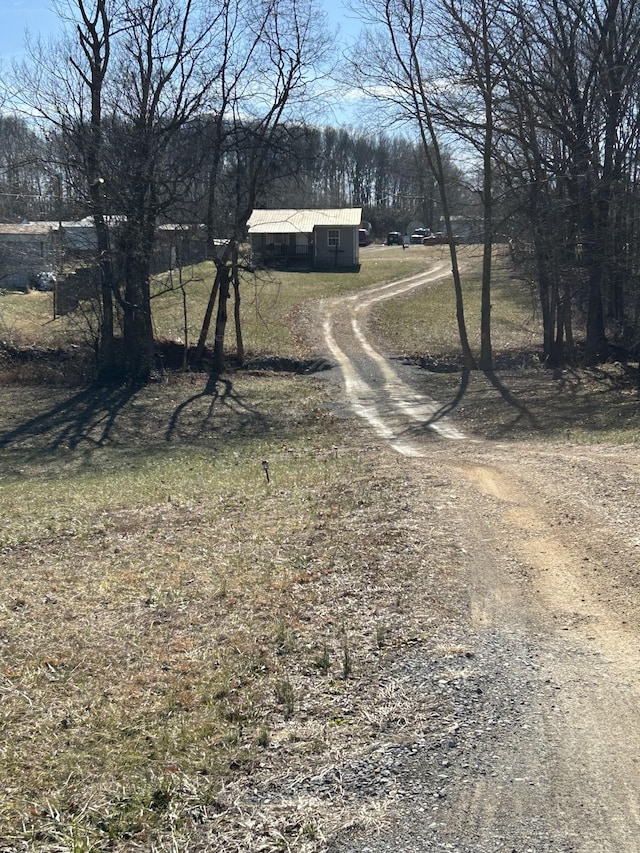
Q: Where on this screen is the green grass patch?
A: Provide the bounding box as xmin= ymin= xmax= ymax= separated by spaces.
xmin=1 ymin=251 xmax=424 ymax=361
xmin=152 ymin=252 xmax=426 ymax=357
xmin=0 ymin=290 xmax=78 ymax=349
xmin=370 ymin=245 xmax=540 ymax=357
xmin=0 ymin=374 xmax=453 ymax=850
xmin=370 ymin=246 xmax=640 ymax=443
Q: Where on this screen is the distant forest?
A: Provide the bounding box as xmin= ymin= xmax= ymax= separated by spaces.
xmin=0 ymin=114 xmax=476 ymax=240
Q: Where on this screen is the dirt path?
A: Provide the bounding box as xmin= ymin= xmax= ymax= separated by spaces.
xmin=319 ymin=270 xmax=640 ymax=851
xmin=320 ymin=265 xmax=466 ymax=451
xmin=438 ymin=448 xmax=640 ymax=852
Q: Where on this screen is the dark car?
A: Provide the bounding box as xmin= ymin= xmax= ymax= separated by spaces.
xmin=34 ymin=271 xmax=56 ymax=291
xmin=423 ymin=232 xmax=461 ymax=245
xmin=386 ymin=231 xmax=403 ymax=245
xmin=359 ymin=228 xmax=372 ymax=247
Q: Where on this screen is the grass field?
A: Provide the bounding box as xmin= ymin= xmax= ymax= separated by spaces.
xmin=371 ymin=244 xmax=540 ymax=357
xmin=153 ymin=251 xmax=426 ymax=358
xmin=0 ymin=250 xmax=426 ymax=358
xmin=0 ymin=250 xmax=431 ymax=851
xmin=1 ymin=373 xmax=439 ymax=852
xmin=368 ymin=245 xmax=639 ymax=444
xmin=0 ymin=246 xmax=638 ymax=851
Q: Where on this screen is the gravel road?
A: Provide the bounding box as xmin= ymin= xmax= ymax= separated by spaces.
xmin=314 ymin=269 xmax=640 ymax=852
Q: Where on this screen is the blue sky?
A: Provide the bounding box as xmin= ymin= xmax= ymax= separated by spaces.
xmin=1 ymin=0 xmax=364 ymax=63
xmin=1 ymin=0 xmax=62 ymax=61
xmin=0 ymin=0 xmax=368 ymax=125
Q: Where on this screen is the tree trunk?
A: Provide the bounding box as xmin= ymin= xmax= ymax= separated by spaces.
xmin=212 ymin=262 xmax=231 ymax=376
xmin=534 ymin=238 xmax=555 ymax=363
xmin=478 ymin=0 xmax=494 ymax=372
xmin=232 ymin=241 xmax=244 ymax=366
xmin=438 ymin=176 xmax=476 ymax=369
xmin=479 ymin=194 xmax=493 ymax=371
xmin=122 ymin=227 xmax=155 ymax=381
xmin=403 ymin=16 xmax=477 ymax=369
xmin=93 ymin=212 xmax=116 ymax=377
xmin=194 ymin=272 xmax=221 ymax=364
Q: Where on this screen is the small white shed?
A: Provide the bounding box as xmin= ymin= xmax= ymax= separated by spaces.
xmin=247 ymin=208 xmax=362 ymax=269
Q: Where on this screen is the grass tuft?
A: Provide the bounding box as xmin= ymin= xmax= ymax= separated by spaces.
xmin=1 ymin=247 xmax=638 ymax=849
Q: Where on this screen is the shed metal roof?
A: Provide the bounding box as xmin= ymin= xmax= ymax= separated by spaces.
xmin=0 ymin=217 xmax=124 ymax=236
xmin=0 ymin=221 xmax=57 ymax=235
xmin=247 ymin=208 xmax=362 ymax=234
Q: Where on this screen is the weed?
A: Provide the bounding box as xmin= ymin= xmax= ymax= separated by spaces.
xmin=274 ymin=620 xmax=294 ymax=655
xmin=274 ymin=680 xmax=295 ymax=719
xmin=303 ymin=821 xmax=319 ymax=839
xmin=313 ymin=643 xmax=331 ymax=674
xmin=307 ymin=736 xmax=327 ymax=755
xmin=342 ymin=642 xmax=352 ymax=679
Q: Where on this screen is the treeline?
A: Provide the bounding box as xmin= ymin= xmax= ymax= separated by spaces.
xmin=0 ymin=116 xmax=58 ymax=221
xmin=491 ymin=0 xmax=640 ymax=366
xmin=353 ymin=0 xmax=640 ymax=366
xmin=0 ymin=115 xmax=471 ymax=239
xmin=244 ymin=127 xmax=472 ymax=236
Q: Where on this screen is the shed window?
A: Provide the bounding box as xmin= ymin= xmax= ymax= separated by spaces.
xmin=328 ymin=229 xmax=340 ymax=247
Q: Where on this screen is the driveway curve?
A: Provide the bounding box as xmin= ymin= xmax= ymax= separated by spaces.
xmin=316 ymin=265 xmax=640 ymax=852
xmin=320 ymin=264 xmax=466 ymax=454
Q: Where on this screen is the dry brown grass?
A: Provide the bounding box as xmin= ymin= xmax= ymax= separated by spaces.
xmin=3 ymin=249 xmax=639 ymax=850
xmin=0 ymin=373 xmax=465 ymax=851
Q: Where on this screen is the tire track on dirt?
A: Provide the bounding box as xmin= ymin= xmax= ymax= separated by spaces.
xmin=440 ymin=455 xmax=640 ymax=852
xmin=318 ymin=263 xmax=640 ymax=851
xmin=320 ymin=265 xmax=466 ymax=455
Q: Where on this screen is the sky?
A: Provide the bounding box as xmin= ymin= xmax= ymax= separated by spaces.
xmin=1 ymin=0 xmax=365 ymax=63
xmin=1 ymin=0 xmax=62 ymax=62
xmin=0 ymin=0 xmax=368 ymax=126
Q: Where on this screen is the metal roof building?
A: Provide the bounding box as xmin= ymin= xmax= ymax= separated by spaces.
xmin=247 ymin=208 xmax=362 ymax=269
xmin=247 ymin=208 xmax=362 ymax=233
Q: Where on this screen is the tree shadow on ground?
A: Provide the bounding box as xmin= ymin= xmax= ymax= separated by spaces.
xmin=164 ymin=373 xmax=267 ymax=441
xmin=410 ymin=363 xmax=541 ymax=439
xmin=0 ymin=372 xmax=272 ymax=462
xmin=422 ymin=357 xmax=638 ymax=440
xmin=483 ymin=369 xmax=540 ymax=433
xmin=427 ymin=367 xmax=471 ymax=422
xmin=396 ymin=367 xmax=537 ymax=440
xmin=0 ymin=383 xmax=143 ymax=452
xmin=165 ymin=374 xmax=233 ymax=442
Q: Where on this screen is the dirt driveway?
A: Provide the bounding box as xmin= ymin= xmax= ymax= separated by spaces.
xmin=317 ymin=270 xmax=640 ymax=851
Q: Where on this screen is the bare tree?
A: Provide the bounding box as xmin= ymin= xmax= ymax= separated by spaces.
xmin=500 ymin=0 xmax=640 ymax=364
xmin=105 ymin=0 xmax=220 ymax=379
xmin=67 ymin=0 xmax=116 ymax=376
xmin=347 ymin=0 xmax=477 ymax=368
xmin=0 ymin=117 xmax=48 ymax=222
xmin=9 ymin=0 xmax=220 ymax=381
xmin=429 ymin=0 xmax=520 ymax=369
xmin=193 ymin=0 xmax=333 ymax=374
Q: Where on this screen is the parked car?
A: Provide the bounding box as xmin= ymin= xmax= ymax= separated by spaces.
xmin=423 ymin=232 xmax=461 ymax=245
xmin=359 ymin=228 xmax=372 ymax=247
xmin=386 ymin=231 xmax=403 ymax=245
xmin=410 ymin=232 xmax=425 ymax=244
xmin=32 ymin=271 xmax=56 ymax=291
